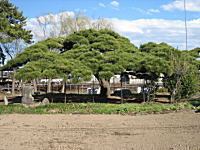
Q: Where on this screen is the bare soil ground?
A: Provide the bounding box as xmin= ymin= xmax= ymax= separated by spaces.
xmin=0 ymin=111 xmax=199 ymax=150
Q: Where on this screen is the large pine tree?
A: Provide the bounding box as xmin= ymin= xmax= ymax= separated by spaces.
xmin=0 ymin=0 xmax=32 ymax=64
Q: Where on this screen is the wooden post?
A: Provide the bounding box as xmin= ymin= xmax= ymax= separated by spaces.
xmin=78 ymin=84 xmax=80 ymax=94
xmin=92 ymin=79 xmax=95 ymax=103
xmin=33 ymin=79 xmax=37 ymax=93
xmin=120 ymin=75 xmax=124 ymax=104
xmin=64 ymin=81 xmax=67 ymax=103
xmin=47 ymin=78 xmax=52 ymax=93
xmin=11 ymin=68 xmax=16 ymax=95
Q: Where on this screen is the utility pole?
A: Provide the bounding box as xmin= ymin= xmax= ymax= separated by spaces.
xmin=184 ymin=0 xmax=188 ymax=50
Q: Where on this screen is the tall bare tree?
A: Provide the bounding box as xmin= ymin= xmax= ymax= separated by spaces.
xmin=34 ymin=11 xmax=113 ymax=40
xmin=91 ymin=17 xmax=113 ymax=30
xmin=35 ymin=14 xmax=53 ymax=40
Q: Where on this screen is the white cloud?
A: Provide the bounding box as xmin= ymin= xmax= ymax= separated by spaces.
xmin=162 ymin=0 xmax=200 ymax=12
xmin=111 ymin=18 xmax=144 ymax=34
xmin=109 ymin=18 xmax=200 ymax=50
xmin=26 ymin=12 xmax=200 ymax=50
xmin=132 ymin=7 xmax=160 ymax=15
xmin=148 ymin=9 xmax=160 ymax=13
xmin=99 ymin=2 xmax=105 ymax=8
xmin=110 ymin=1 xmax=119 ymax=7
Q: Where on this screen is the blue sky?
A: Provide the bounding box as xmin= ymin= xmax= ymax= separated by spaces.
xmin=10 ymin=0 xmax=200 ymax=49
xmin=10 ymin=0 xmax=200 ymax=20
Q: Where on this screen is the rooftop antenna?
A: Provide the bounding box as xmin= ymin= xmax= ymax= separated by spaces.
xmin=184 ymin=0 xmax=188 ymax=50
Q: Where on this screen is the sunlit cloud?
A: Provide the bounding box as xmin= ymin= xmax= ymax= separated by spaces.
xmin=99 ymin=2 xmax=106 ymax=8
xmin=110 ymin=1 xmax=119 ymax=7
xmin=162 ymin=0 xmax=200 ymax=12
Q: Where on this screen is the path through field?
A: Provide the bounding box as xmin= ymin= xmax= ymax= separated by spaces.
xmin=0 ymin=111 xmax=199 ymax=150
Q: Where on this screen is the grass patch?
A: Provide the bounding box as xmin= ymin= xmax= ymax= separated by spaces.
xmin=0 ymin=102 xmax=194 ymax=115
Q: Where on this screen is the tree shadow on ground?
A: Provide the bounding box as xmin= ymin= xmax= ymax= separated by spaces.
xmin=0 ymin=93 xmax=171 ymax=104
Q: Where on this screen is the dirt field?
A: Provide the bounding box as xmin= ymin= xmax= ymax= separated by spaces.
xmin=0 ymin=111 xmax=199 ymax=150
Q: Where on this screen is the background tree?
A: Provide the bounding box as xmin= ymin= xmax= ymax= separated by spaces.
xmin=35 ymin=14 xmax=52 ymax=40
xmin=0 ymin=0 xmax=32 ymax=63
xmin=140 ymin=42 xmax=199 ymax=102
xmin=0 ymin=0 xmax=32 ymax=95
xmin=33 ymin=11 xmax=113 ymax=40
xmin=91 ymin=17 xmax=113 ymax=30
xmin=163 ymin=52 xmax=199 ymax=102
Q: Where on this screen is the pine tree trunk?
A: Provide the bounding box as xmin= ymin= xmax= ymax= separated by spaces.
xmin=95 ymin=75 xmax=110 ymax=97
xmin=47 ymin=78 xmax=52 ymax=93
xmin=11 ymin=68 xmax=16 ymax=95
